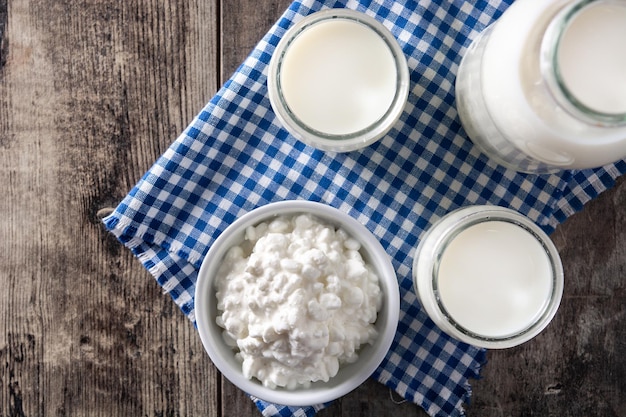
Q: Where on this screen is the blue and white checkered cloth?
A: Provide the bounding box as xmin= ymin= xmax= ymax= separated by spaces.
xmin=103 ymin=0 xmax=626 ymax=416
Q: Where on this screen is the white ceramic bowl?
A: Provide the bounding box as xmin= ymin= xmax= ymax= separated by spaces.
xmin=195 ymin=200 xmax=400 ymax=406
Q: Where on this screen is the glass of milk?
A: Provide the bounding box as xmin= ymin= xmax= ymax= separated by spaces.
xmin=268 ymin=9 xmax=410 ymax=152
xmin=456 ymin=0 xmax=626 ymax=173
xmin=412 ymin=206 xmax=564 ymax=349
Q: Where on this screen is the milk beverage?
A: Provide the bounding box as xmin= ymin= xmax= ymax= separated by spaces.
xmin=456 ymin=0 xmax=626 ymax=173
xmin=279 ymin=18 xmax=397 ymax=135
xmin=437 ymin=220 xmax=552 ymax=338
xmin=412 ymin=206 xmax=564 ymax=349
xmin=267 ymin=9 xmax=409 ymax=152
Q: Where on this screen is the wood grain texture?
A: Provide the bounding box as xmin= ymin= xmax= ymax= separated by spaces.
xmin=1 ymin=0 xmax=219 ymax=416
xmin=1 ymin=0 xmax=625 ymax=416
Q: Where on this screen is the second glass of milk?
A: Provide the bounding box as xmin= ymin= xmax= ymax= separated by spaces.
xmin=268 ymin=9 xmax=409 ymax=152
xmin=412 ymin=206 xmax=564 ymax=349
xmin=456 ymin=0 xmax=626 ymax=173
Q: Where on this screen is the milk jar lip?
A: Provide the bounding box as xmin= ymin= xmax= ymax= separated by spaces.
xmin=267 ymin=9 xmax=410 ymax=152
xmin=412 ymin=206 xmax=564 ymax=349
xmin=541 ymin=0 xmax=626 ymax=126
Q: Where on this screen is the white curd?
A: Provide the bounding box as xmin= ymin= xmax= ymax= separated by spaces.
xmin=215 ymin=214 xmax=382 ymax=389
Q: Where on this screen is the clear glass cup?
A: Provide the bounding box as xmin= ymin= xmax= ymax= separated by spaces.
xmin=268 ymin=9 xmax=410 ymax=152
xmin=412 ymin=206 xmax=564 ymax=349
xmin=455 ymin=0 xmax=626 ymax=173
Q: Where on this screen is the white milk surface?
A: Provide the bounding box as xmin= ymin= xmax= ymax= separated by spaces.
xmin=557 ymin=2 xmax=626 ymax=114
xmin=458 ymin=0 xmax=626 ymax=169
xmin=437 ymin=221 xmax=552 ymax=338
xmin=279 ymin=19 xmax=397 ymax=135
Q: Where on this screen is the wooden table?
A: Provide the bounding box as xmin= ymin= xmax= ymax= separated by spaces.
xmin=2 ymin=1 xmax=624 ymax=415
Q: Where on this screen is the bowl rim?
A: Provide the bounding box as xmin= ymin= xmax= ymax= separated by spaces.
xmin=194 ymin=200 xmax=400 ymax=406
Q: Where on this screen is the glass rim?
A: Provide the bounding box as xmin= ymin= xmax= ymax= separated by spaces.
xmin=413 ymin=206 xmax=564 ymax=349
xmin=267 ymin=9 xmax=410 ymax=152
xmin=541 ymin=0 xmax=626 ymax=126
xmin=431 ymin=213 xmax=562 ymax=344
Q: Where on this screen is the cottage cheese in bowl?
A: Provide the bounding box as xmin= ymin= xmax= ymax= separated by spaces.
xmin=195 ymin=201 xmax=399 ymax=406
xmin=215 ymin=213 xmax=382 ymax=389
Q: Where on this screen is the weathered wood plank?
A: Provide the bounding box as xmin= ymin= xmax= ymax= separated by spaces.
xmin=1 ymin=0 xmax=219 ymax=416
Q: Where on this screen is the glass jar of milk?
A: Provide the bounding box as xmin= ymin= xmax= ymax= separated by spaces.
xmin=268 ymin=9 xmax=410 ymax=152
xmin=412 ymin=206 xmax=564 ymax=349
xmin=456 ymin=0 xmax=626 ymax=173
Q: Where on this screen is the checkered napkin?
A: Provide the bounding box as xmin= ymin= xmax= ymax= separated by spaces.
xmin=103 ymin=0 xmax=626 ymax=416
